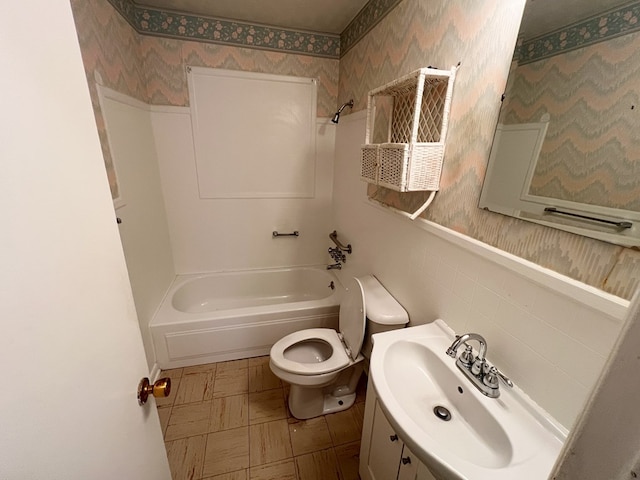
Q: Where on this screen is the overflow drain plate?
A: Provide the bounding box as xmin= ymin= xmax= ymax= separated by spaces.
xmin=433 ymin=405 xmax=452 ymax=421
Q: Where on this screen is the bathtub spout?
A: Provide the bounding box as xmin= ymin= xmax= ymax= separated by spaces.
xmin=327 ymin=263 xmax=342 ymax=270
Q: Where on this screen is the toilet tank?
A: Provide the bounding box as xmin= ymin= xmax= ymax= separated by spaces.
xmin=358 ymin=275 xmax=409 ymax=359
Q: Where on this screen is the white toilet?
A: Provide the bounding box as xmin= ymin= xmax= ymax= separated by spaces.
xmin=269 ymin=275 xmax=409 ymax=419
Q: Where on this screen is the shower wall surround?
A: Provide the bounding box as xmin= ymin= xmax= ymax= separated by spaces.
xmin=337 ymin=0 xmax=640 ymax=300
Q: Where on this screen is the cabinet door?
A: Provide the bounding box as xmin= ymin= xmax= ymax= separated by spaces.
xmin=367 ymin=401 xmax=403 ymax=480
xmin=397 ymin=445 xmax=418 ymax=480
xmin=416 ymin=461 xmax=438 ymax=480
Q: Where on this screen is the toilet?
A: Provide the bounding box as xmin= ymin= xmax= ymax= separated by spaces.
xmin=269 ymin=274 xmax=409 ymax=419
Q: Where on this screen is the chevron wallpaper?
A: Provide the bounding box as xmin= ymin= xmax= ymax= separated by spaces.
xmin=503 ymin=32 xmax=640 ymax=211
xmin=70 ymin=0 xmax=640 ymax=299
xmin=338 ymin=0 xmax=640 ymax=299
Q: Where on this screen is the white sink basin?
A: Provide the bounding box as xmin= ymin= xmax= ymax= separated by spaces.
xmin=370 ymin=319 xmax=566 ymax=480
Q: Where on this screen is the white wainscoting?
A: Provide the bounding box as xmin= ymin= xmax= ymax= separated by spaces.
xmin=332 ymin=110 xmax=629 ymax=429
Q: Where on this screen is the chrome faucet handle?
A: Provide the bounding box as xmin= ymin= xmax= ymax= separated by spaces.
xmin=471 ymin=358 xmax=485 ymax=376
xmin=459 ymin=345 xmax=475 ymax=367
xmin=497 ymin=370 xmax=513 ymax=388
xmin=482 ymin=366 xmax=499 ymax=389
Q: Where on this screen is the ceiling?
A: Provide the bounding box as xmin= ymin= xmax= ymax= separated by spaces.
xmin=133 ymin=0 xmax=369 ymax=34
xmin=135 ymin=0 xmax=636 ymax=38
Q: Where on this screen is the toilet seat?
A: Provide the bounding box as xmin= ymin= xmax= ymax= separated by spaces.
xmin=270 ymin=328 xmax=350 ymax=375
xmin=270 ymin=277 xmax=367 ymax=376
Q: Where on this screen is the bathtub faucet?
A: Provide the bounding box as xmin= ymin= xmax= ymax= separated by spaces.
xmin=329 ymin=230 xmax=352 ymax=254
xmin=328 ymin=247 xmax=346 ymax=264
xmin=327 ymin=263 xmax=342 ymax=270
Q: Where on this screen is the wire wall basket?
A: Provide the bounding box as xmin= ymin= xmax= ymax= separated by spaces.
xmin=361 ymin=66 xmax=458 ymax=192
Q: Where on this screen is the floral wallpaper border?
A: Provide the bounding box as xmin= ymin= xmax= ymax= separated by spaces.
xmin=106 ymin=0 xmax=340 ymax=58
xmin=519 ymin=1 xmax=640 ymax=64
xmin=105 ymin=0 xmax=406 ymax=59
xmin=340 ymin=0 xmax=405 ymax=56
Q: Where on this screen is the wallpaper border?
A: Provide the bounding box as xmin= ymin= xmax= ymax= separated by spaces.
xmin=106 ymin=0 xmax=340 ymax=58
xmin=520 ymin=1 xmax=640 ymax=64
xmin=340 ymin=0 xmax=405 ymax=57
xmin=105 ymin=0 xmax=407 ymax=59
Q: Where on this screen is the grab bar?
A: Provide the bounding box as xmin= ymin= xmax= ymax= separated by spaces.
xmin=329 ymin=230 xmax=352 ymax=254
xmin=544 ymin=207 xmax=632 ymax=229
xmin=273 ymin=230 xmax=299 ymax=237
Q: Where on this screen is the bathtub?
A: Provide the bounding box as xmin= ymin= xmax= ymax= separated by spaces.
xmin=150 ymin=266 xmax=341 ymax=368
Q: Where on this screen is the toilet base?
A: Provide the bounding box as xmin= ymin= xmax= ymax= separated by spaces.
xmin=287 ymin=363 xmax=363 ymax=419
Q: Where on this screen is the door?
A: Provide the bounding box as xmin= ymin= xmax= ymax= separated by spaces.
xmin=0 ymin=1 xmax=171 ymax=479
xmin=368 ymin=401 xmax=404 ymax=480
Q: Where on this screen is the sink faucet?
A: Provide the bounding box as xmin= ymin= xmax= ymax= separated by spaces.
xmin=446 ymin=333 xmax=487 ymax=362
xmin=445 ymin=333 xmax=512 ymax=398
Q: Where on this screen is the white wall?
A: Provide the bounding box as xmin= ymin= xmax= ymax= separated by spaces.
xmin=152 ymin=107 xmax=336 ymax=274
xmin=100 ymin=87 xmax=176 ymax=371
xmin=332 ymin=111 xmax=629 ymax=429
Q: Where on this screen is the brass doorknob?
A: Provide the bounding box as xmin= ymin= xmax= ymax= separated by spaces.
xmin=137 ymin=377 xmax=171 ymax=405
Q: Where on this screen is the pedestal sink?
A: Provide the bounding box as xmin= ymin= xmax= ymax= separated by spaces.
xmin=369 ymin=319 xmax=566 ymax=480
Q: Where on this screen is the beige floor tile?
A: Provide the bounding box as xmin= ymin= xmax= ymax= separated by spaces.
xmin=184 ymin=362 xmax=217 ymax=376
xmin=175 ymin=371 xmax=216 ymax=405
xmin=249 ymin=419 xmax=293 ymax=467
xmin=203 ymin=469 xmax=248 ymax=480
xmin=249 ymin=389 xmax=287 ymax=424
xmin=157 ymin=406 xmax=171 ymax=436
xmin=210 ymin=394 xmax=249 ymax=432
xmin=334 ymin=441 xmax=361 ymax=480
xmin=162 ymin=367 xmax=184 ymax=379
xmin=325 ymin=408 xmax=363 ymax=446
xmin=214 ymin=369 xmax=249 ymax=398
xmin=217 ymin=359 xmax=249 ymax=373
xmin=288 ymin=417 xmax=333 ymax=456
xmin=295 ymin=447 xmax=341 ymax=480
xmin=156 ymin=376 xmax=181 ymax=407
xmin=165 ymin=434 xmax=206 ymax=480
xmin=249 ymin=459 xmax=297 ymax=480
xmin=203 ymin=427 xmax=250 ymax=477
xmin=165 ymin=402 xmax=213 ymax=441
xmin=248 ymin=356 xmax=270 ymax=367
xmin=248 ymin=363 xmax=282 ymax=393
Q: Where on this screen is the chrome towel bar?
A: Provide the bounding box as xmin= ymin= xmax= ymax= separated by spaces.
xmin=273 ymin=230 xmax=299 ymax=237
xmin=544 ymin=207 xmax=632 ymax=229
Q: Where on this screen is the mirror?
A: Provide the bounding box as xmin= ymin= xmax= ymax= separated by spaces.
xmin=480 ymin=0 xmax=640 ymax=247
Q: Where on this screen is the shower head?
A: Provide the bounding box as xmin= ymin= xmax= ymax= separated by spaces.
xmin=331 ymin=99 xmax=354 ymax=124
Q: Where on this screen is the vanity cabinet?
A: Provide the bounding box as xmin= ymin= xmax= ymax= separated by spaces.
xmin=360 ymin=382 xmax=437 ymax=480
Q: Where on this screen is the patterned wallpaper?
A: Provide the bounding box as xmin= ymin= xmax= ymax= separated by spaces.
xmin=503 ymin=32 xmax=640 ymax=211
xmin=72 ymin=0 xmax=640 ymax=299
xmin=106 ymin=0 xmax=340 ymax=58
xmin=338 ymin=0 xmax=640 ymax=299
xmin=140 ymin=38 xmax=338 ymax=116
xmin=70 ymin=0 xmax=148 ymax=199
xmin=103 ymin=0 xmax=405 ymax=60
xmin=519 ymin=1 xmax=640 ymax=65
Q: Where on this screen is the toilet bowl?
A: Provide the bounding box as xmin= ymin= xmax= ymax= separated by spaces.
xmin=269 ymin=275 xmax=408 ymax=419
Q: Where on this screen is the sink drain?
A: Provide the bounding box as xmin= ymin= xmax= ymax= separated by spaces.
xmin=433 ymin=405 xmax=452 ymax=421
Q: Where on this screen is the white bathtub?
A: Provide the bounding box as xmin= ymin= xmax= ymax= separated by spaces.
xmin=151 ymin=266 xmax=342 ymax=368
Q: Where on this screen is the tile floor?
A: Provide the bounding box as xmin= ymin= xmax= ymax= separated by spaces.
xmin=156 ymin=356 xmax=367 ymax=480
